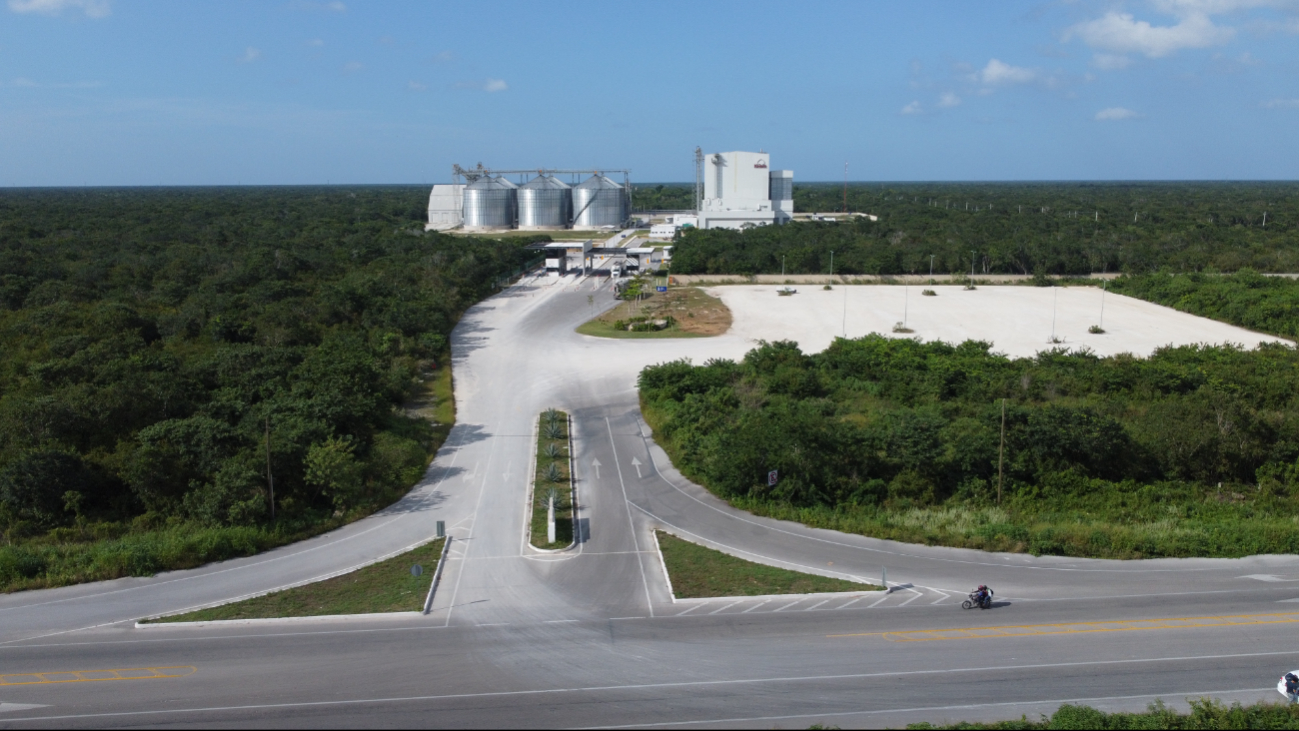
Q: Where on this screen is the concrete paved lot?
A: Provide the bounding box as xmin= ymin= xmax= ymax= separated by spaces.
xmin=715 ymin=284 xmax=1288 ymax=357
xmin=0 ymin=276 xmax=1295 ymax=728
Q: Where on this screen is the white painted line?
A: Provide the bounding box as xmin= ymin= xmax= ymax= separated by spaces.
xmin=544 ymin=620 xmax=579 ymax=624
xmin=897 ymin=590 xmax=923 ymax=607
xmin=674 ymin=605 xmax=703 ymax=617
xmin=607 ymin=417 xmax=655 ymax=617
xmin=834 ymin=596 xmax=867 ymax=610
xmin=609 ymin=617 xmax=646 ymax=621
xmin=805 ymin=599 xmax=832 ymax=611
xmin=771 ymin=601 xmax=803 ymax=613
xmin=707 ymin=602 xmax=742 ymax=615
xmin=741 ymin=601 xmax=770 ymax=614
xmin=866 ymin=593 xmax=892 ymax=608
xmin=5 ymin=652 xmax=1289 ymax=726
xmin=929 ymin=590 xmax=951 ymax=605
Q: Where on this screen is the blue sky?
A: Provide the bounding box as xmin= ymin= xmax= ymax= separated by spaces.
xmin=2 ymin=0 xmax=1297 ymax=185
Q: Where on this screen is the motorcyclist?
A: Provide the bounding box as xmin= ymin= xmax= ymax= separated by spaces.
xmin=1285 ymin=672 xmax=1299 ymax=704
xmin=973 ymin=585 xmax=993 ymax=607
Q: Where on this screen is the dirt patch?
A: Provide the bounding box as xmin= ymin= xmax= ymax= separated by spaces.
xmin=578 ymin=286 xmax=732 ymax=338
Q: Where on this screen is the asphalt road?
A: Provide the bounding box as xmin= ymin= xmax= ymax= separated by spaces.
xmin=2 ymin=273 xmax=1298 ymax=728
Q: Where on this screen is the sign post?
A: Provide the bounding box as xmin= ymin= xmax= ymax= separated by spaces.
xmin=768 ymin=470 xmax=778 ymax=487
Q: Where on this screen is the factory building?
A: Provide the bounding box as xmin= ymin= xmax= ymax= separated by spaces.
xmin=697 ymin=151 xmax=794 ymax=230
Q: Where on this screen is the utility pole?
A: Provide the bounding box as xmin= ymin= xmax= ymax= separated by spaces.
xmin=929 ymin=254 xmax=935 ymax=278
xmin=782 ymin=255 xmax=786 ymax=277
xmin=830 ymin=250 xmax=834 ymax=277
xmin=969 ymin=251 xmax=976 ymax=282
xmin=997 ymin=399 xmax=1006 ymax=505
xmin=843 ymin=162 xmax=848 ymax=213
xmin=265 ymin=416 xmax=274 ymax=519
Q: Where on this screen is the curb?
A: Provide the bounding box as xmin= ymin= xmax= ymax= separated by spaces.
xmin=671 ymin=588 xmax=886 ymax=605
xmin=422 ymin=536 xmax=452 ymax=614
xmin=135 ymin=611 xmax=425 ymax=629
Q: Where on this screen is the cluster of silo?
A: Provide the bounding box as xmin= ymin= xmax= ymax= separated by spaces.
xmin=459 ymin=173 xmax=627 ymax=231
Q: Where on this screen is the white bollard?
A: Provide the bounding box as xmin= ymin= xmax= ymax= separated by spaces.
xmin=547 ymin=495 xmax=556 ymax=544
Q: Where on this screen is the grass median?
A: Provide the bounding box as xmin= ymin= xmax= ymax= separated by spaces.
xmin=577 ymin=286 xmax=730 ymax=339
xmin=147 ymin=538 xmax=444 ymax=622
xmin=655 ymin=531 xmax=881 ymax=599
xmin=530 ymin=409 xmax=574 ymax=550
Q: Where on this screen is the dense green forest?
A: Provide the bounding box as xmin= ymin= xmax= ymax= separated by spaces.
xmin=0 ymin=187 xmax=532 ymax=590
xmin=668 ymin=182 xmax=1299 ymax=275
xmin=640 ymin=334 xmax=1299 ymax=558
xmin=1109 ymin=270 xmax=1299 ymax=338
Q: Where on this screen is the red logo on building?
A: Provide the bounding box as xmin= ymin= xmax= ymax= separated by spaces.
xmin=754 ymin=160 xmax=768 ymax=168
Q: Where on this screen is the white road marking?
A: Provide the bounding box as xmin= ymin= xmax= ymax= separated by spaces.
xmin=866 ymin=593 xmax=893 ymax=608
xmin=606 ymin=417 xmax=655 ymax=617
xmin=0 ymin=704 xmax=47 ymax=714
xmin=897 ymin=590 xmax=923 ymax=607
xmin=741 ymin=601 xmax=770 ymax=613
xmin=708 ymin=602 xmax=742 ymax=615
xmin=674 ymin=605 xmax=702 ymax=617
xmin=834 ymin=596 xmax=868 ymax=610
xmin=771 ymin=601 xmax=803 ymax=613
xmin=805 ymin=599 xmax=832 ymax=611
xmin=3 ymin=653 xmax=1289 ymax=725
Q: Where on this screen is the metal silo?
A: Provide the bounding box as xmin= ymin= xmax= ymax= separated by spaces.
xmin=517 ymin=175 xmax=572 ymax=230
xmin=572 ymin=174 xmax=628 ymax=228
xmin=461 ymin=176 xmax=515 ymax=230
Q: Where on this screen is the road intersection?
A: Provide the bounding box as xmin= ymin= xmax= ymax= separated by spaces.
xmin=1 ymin=274 xmax=1297 ymax=727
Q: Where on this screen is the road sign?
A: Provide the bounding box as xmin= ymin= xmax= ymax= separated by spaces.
xmin=656 ymin=286 xmax=667 ymax=292
xmin=411 ymin=564 xmax=423 ymax=577
xmin=768 ymin=470 xmax=778 ymax=487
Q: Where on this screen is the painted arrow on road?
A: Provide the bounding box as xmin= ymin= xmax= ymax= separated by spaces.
xmin=631 ymin=456 xmax=642 ymax=478
xmin=592 ymin=458 xmax=601 ymax=479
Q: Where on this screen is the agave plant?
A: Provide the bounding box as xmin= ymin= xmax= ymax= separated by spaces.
xmin=543 ymin=408 xmax=560 ymax=426
xmin=544 ymin=421 xmax=563 ymax=440
xmin=545 ymin=461 xmax=562 ymax=483
xmin=544 ymin=442 xmax=562 ymax=460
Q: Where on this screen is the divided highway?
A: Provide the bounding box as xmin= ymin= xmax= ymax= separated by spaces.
xmin=1 ymin=274 xmax=1298 ymax=728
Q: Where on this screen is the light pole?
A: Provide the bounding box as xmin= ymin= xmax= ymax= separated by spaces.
xmin=830 ymin=250 xmax=835 ymax=278
xmin=782 ymin=255 xmax=785 ymax=277
xmin=969 ymin=250 xmax=976 ymax=281
xmin=929 ymin=254 xmax=935 ymax=278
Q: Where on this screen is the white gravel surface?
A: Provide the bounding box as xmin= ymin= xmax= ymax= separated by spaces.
xmin=711 ymin=284 xmax=1289 ymax=357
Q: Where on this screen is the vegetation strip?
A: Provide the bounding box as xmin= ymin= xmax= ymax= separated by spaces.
xmin=576 ymin=284 xmax=731 ymax=339
xmin=641 ymin=330 xmax=1299 ymax=560
xmin=529 ymin=409 xmax=574 ymax=550
xmin=909 ymin=698 xmax=1299 ymax=729
xmin=654 ymin=531 xmax=879 ymax=599
xmin=0 ymin=187 xmax=541 ymax=593
xmin=147 ymin=538 xmax=444 ymax=622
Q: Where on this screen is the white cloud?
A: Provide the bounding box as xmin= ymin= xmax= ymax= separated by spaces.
xmin=1092 ymin=53 xmax=1132 ymax=70
xmin=484 ymin=78 xmax=507 ymax=92
xmin=288 ymin=0 xmax=345 ymax=11
xmin=980 ymin=59 xmax=1038 ymax=85
xmin=1262 ymin=98 xmax=1299 ymax=108
xmin=238 ymin=47 xmax=261 ymax=64
xmin=1095 ymin=106 xmax=1140 ymax=120
xmin=407 ymin=80 xmax=427 ymax=91
xmin=938 ymin=91 xmax=961 ymax=107
xmin=900 ymin=100 xmax=923 ymax=115
xmin=342 ymin=61 xmax=364 ymax=74
xmin=8 ymin=0 xmax=109 ymax=17
xmin=432 ymin=50 xmax=454 ymax=63
xmin=1066 ymin=11 xmax=1235 ymax=58
xmin=306 ymin=38 xmax=324 ymax=47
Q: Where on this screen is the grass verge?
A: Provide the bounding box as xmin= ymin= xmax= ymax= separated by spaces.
xmin=530 ymin=409 xmax=574 ymax=550
xmin=147 ymin=538 xmax=444 ymax=622
xmin=654 ymin=531 xmax=880 ymax=598
xmin=908 ymin=698 xmax=1299 ymax=729
xmin=577 ymin=286 xmax=731 ymax=339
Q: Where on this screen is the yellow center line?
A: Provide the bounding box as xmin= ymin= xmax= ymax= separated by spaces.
xmin=827 ymin=611 xmax=1299 ymax=642
xmin=0 ymin=666 xmax=196 ymax=686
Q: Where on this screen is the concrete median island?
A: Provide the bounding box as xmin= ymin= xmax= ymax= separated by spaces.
xmin=654 ymin=530 xmax=882 ymax=599
xmin=529 ymin=409 xmax=574 ymax=550
xmin=144 ymin=538 xmax=445 ymax=623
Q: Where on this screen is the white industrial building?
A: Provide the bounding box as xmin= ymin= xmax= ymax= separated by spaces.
xmin=697 ymin=151 xmax=793 ymax=230
xmin=426 ymin=184 xmax=465 ymax=231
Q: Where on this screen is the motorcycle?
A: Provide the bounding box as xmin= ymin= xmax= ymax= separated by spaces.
xmin=961 ymin=589 xmax=993 ymax=610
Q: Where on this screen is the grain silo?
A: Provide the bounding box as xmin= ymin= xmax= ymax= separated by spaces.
xmin=462 ymin=176 xmax=515 ymax=230
xmin=517 ymin=175 xmax=572 ymax=230
xmin=572 ymin=174 xmax=628 ymax=228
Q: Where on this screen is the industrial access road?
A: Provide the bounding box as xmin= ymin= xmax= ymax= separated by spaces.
xmin=0 ymin=276 xmax=1298 ymax=729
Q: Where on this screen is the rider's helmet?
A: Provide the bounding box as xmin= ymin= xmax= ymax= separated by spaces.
xmin=978 ymin=585 xmax=987 ymax=591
